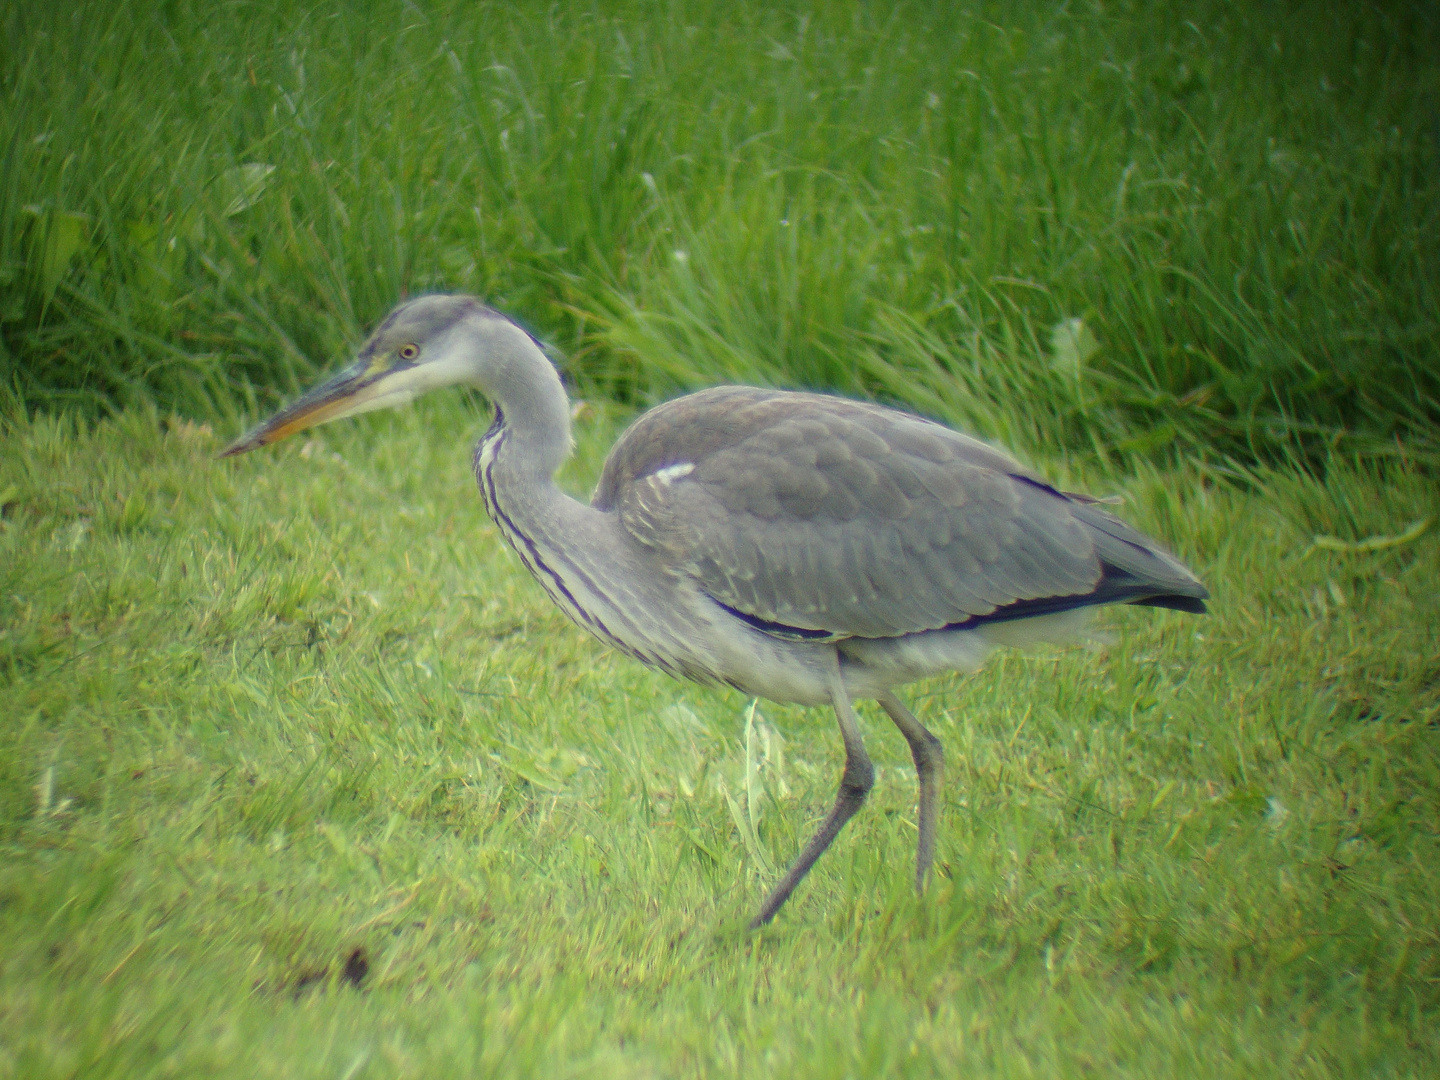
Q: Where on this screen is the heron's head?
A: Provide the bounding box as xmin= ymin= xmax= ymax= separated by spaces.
xmin=221 ymin=294 xmax=536 ymax=457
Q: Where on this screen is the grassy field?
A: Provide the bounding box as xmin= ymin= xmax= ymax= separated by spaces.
xmin=2 ymin=398 xmax=1438 ymax=1077
xmin=4 ymin=0 xmax=1440 ymax=1075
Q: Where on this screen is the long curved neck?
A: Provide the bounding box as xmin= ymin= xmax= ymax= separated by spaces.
xmin=464 ymin=315 xmax=592 ymax=596
xmin=466 ymin=316 xmax=631 ymax=642
xmin=466 ymin=320 xmax=700 ymax=674
xmin=463 ymin=314 xmax=573 ymax=485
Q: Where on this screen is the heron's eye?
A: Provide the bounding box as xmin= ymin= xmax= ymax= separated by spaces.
xmin=398 ymin=343 xmax=420 ymax=361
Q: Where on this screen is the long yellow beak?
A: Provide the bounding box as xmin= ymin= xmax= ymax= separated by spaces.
xmin=220 ymin=361 xmax=385 ymax=457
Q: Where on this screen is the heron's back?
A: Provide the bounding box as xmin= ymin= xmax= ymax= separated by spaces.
xmin=595 ymin=387 xmax=1207 ymax=644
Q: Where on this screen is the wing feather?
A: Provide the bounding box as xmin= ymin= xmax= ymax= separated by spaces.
xmin=596 ymin=387 xmax=1205 ymax=639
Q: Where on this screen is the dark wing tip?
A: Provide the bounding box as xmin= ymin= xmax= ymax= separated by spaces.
xmin=1129 ymin=594 xmax=1209 ymax=615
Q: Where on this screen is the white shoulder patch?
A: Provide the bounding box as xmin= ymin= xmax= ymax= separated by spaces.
xmin=652 ymin=462 xmax=695 ymax=484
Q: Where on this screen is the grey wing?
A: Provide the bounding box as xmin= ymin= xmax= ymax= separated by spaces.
xmin=597 ymin=388 xmax=1205 ymax=639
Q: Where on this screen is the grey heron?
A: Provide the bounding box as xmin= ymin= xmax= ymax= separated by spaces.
xmin=223 ymin=294 xmax=1208 ymax=928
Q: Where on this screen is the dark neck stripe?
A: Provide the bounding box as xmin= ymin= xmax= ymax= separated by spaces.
xmin=477 ymin=423 xmax=667 ymax=668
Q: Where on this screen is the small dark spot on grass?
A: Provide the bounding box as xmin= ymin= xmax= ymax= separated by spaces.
xmin=268 ymin=948 xmax=370 ymax=999
xmin=342 ymin=947 xmax=369 ymax=988
xmin=291 ymin=967 xmax=328 ymax=999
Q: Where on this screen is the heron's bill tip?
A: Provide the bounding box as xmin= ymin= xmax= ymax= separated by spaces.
xmin=218 ymin=415 xmax=312 ymax=457
xmin=218 ymin=433 xmax=264 ymax=458
xmin=217 ymin=375 xmax=367 ymax=459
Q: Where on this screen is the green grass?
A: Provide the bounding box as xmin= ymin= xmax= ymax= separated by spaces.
xmin=2 ymin=399 xmax=1438 ymax=1077
xmin=3 ymin=0 xmax=1438 ymax=460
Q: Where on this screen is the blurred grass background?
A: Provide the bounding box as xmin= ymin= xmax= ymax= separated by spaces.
xmin=2 ymin=0 xmax=1436 ymax=461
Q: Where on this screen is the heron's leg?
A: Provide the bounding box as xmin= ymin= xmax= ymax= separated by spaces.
xmin=749 ymin=671 xmax=874 ymax=929
xmin=877 ymin=690 xmax=944 ymax=893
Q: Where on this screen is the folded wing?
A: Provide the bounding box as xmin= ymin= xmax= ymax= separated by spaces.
xmin=595 ymin=387 xmax=1206 ymax=640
